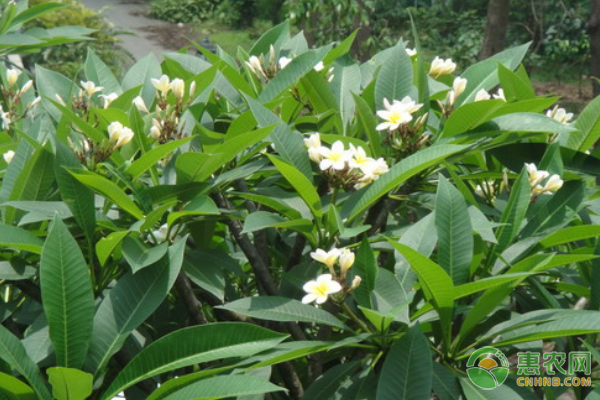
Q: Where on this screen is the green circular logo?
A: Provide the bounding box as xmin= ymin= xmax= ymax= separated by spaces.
xmin=466 ymin=347 xmax=510 ymax=390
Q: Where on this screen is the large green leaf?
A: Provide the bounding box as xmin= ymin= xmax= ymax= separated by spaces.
xmin=218 ymin=297 xmax=346 ymax=329
xmin=303 ymin=362 xmax=360 ymax=400
xmin=249 ymin=20 xmax=289 ymax=55
xmin=387 ymin=241 xmax=454 ymax=345
xmin=563 ymin=94 xmax=600 ymax=151
xmin=47 ymin=368 xmax=93 ymax=400
xmin=0 ymin=372 xmax=36 ymax=400
xmin=122 ymin=238 xmax=168 ymax=274
xmin=330 ymin=56 xmax=361 ymax=134
xmin=241 ymin=211 xmax=312 ymax=234
xmin=267 ymin=155 xmax=321 ymax=219
xmin=160 ymin=375 xmax=284 ymax=400
xmin=126 ymin=137 xmax=193 ymax=181
xmin=84 ymin=49 xmax=121 ymax=95
xmin=69 ymin=170 xmax=144 ymax=220
xmin=0 ymin=325 xmax=52 ymax=400
xmin=374 ymin=42 xmax=413 ymax=110
xmin=35 ymin=65 xmax=75 ymax=120
xmin=377 ymin=325 xmax=432 ymax=400
xmin=353 ymin=236 xmax=379 ymax=308
xmin=435 ymin=175 xmax=473 ymax=285
xmin=40 ymin=216 xmax=94 ymax=369
xmin=0 ymin=224 xmax=44 ymax=253
xmin=122 ymin=53 xmax=161 ymax=106
xmin=343 ymin=145 xmax=466 ymax=221
xmin=101 ymin=323 xmax=288 ymax=400
xmin=86 ymin=237 xmax=186 ymax=375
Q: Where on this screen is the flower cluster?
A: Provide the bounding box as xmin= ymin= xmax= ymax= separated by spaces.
xmin=475 ymin=88 xmax=505 ymax=102
xmin=304 ymin=133 xmax=389 ymax=189
xmin=246 ymin=45 xmax=333 ymax=83
xmin=70 ymin=121 xmax=135 ymax=170
xmin=1 ymin=68 xmax=38 ymax=130
xmin=78 ymin=81 xmax=119 ymax=110
xmin=429 ymin=57 xmax=456 ymax=78
xmin=525 ymin=163 xmax=564 ymax=197
xmin=546 ymin=106 xmax=573 ymax=124
xmin=135 ymin=74 xmax=195 ymax=143
xmin=302 ymin=247 xmax=361 ymax=305
xmin=376 ymin=97 xmax=428 ymax=156
xmin=376 ymin=97 xmax=423 ymax=132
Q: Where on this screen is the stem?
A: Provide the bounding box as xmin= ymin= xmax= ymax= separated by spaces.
xmin=341 ymin=301 xmax=372 ymax=333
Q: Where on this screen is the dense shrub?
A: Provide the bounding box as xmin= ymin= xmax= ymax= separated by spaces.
xmin=149 ymin=0 xmax=216 ymax=23
xmin=0 ymin=16 xmax=599 ymax=400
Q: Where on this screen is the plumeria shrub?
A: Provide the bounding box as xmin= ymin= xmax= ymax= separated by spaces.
xmin=1 ymin=19 xmax=600 ymax=400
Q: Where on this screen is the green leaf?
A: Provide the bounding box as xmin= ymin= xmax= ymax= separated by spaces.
xmin=343 ymin=144 xmax=466 ymax=221
xmin=259 ymin=46 xmax=330 ymax=103
xmin=122 ymin=238 xmax=168 ymax=274
xmin=0 ymin=372 xmax=36 ymax=400
xmin=167 ymin=195 xmax=219 ymax=227
xmin=303 ymin=362 xmax=360 ymax=400
xmin=353 ymin=236 xmax=379 ymax=308
xmin=84 ymin=49 xmax=121 ymax=95
xmin=122 ymin=53 xmax=161 ymax=106
xmin=54 ymin=142 xmax=95 ymax=243
xmin=161 ymin=375 xmax=285 ymax=400
xmin=0 ymin=324 xmax=52 ymax=400
xmin=564 ymin=94 xmax=600 ymax=151
xmin=353 ymin=93 xmax=383 ymax=157
xmin=218 ymin=297 xmax=347 ymax=329
xmin=330 ymin=56 xmax=361 ymax=134
xmin=241 ymin=211 xmax=312 ymax=234
xmin=435 ymin=175 xmax=473 ymax=285
xmin=432 ymin=363 xmax=460 ymax=400
xmin=47 ymin=368 xmax=92 ymax=400
xmin=0 ymin=224 xmax=44 ymax=253
xmin=267 ymin=155 xmax=321 ymax=219
xmin=100 ymin=323 xmax=288 ymax=400
xmin=0 ymin=261 xmax=36 ymax=280
xmin=497 ymin=64 xmax=535 ymax=101
xmin=126 ymin=137 xmax=193 ymax=181
xmin=40 ymin=216 xmax=94 ymax=369
xmin=539 ymin=225 xmax=600 ymax=248
xmin=377 ymin=325 xmax=432 ymax=400
xmin=387 ymin=241 xmax=454 ymax=345
xmin=374 ymin=42 xmax=413 ymax=110
xmin=69 ymin=170 xmax=144 ymax=220
xmin=35 ymin=66 xmax=74 ymax=120
xmin=299 ymin=71 xmax=338 ymax=114
xmin=86 ymin=237 xmax=186 ymax=375
xmin=249 ymin=21 xmax=289 ymax=55
xmin=244 ymin=94 xmax=313 ymax=181
xmin=441 ymin=100 xmax=506 ymax=138
xmin=96 ymin=231 xmax=129 ymax=266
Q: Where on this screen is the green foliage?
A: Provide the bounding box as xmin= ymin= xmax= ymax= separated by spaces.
xmin=0 ymin=12 xmax=599 ymax=400
xmin=22 ymin=0 xmax=131 ymax=79
xmin=149 ymin=0 xmax=216 ymax=24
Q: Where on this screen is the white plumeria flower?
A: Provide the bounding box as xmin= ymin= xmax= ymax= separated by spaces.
xmin=278 ymin=56 xmax=292 ymax=69
xmin=493 ymin=88 xmax=506 ymax=101
xmin=318 ymin=141 xmax=351 ymax=171
xmin=542 ymin=174 xmax=564 ymax=193
xmin=80 ymin=81 xmax=103 ymax=96
xmin=474 ymin=180 xmax=495 ymax=199
xmin=147 ymin=223 xmax=179 ymax=244
xmin=100 ymin=92 xmax=119 ymax=109
xmin=302 ymin=274 xmax=342 ymax=305
xmin=474 ymin=89 xmax=491 ymax=101
xmin=304 ymin=133 xmax=322 ymax=163
xmin=376 ymin=98 xmax=415 ymax=131
xmin=453 ymin=77 xmax=467 ymax=97
xmin=107 ymin=121 xmax=134 ymax=150
xmin=0 ymin=104 xmax=10 ymax=128
xmin=348 ymin=144 xmax=372 ymax=170
xmin=151 ymin=75 xmax=171 ymax=95
xmin=351 ymin=275 xmax=362 ymax=290
xmin=6 ymin=68 xmax=21 ymax=88
xmin=406 ymin=48 xmax=417 ymax=57
xmin=314 ymin=61 xmax=325 ymax=72
xmin=133 ymin=96 xmax=150 ymax=113
xmin=339 ymin=248 xmax=355 ymax=276
xmin=171 ymin=78 xmax=185 ymax=99
xmin=429 ymin=57 xmax=456 ymax=77
xmin=245 ymin=56 xmax=263 ymax=74
xmin=546 ymin=106 xmax=573 ymax=124
xmin=3 ymin=150 xmax=14 ymax=164
xmin=525 ymin=163 xmax=549 ymax=187
xmin=310 ymin=248 xmax=342 ymax=270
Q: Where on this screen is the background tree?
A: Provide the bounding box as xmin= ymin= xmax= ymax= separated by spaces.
xmin=480 ymin=0 xmax=511 ymax=59
xmin=591 ymin=0 xmax=600 ymax=95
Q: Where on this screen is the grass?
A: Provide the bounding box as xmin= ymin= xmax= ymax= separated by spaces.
xmin=195 ymin=20 xmax=262 ymax=55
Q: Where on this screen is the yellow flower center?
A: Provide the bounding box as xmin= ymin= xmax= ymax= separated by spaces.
xmin=388 ymin=111 xmax=402 ymax=124
xmin=314 ymin=281 xmax=331 ymax=296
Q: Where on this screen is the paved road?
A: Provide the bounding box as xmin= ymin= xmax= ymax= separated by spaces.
xmin=81 ymin=0 xmax=170 ymax=60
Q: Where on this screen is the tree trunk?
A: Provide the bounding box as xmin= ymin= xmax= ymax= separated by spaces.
xmin=591 ymin=0 xmax=600 ymax=96
xmin=479 ymin=0 xmax=511 ymax=60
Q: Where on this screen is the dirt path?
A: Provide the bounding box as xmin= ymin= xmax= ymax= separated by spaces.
xmin=81 ymin=0 xmax=172 ymax=60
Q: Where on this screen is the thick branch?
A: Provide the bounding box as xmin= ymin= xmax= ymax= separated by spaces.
xmin=175 ymin=272 xmax=208 ymax=325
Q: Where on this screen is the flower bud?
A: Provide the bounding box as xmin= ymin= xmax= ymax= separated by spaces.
xmin=151 ymin=75 xmax=171 ymax=95
xmin=133 ymin=96 xmax=149 ymax=113
xmin=171 ymin=78 xmax=185 ymax=99
xmin=6 ymin=68 xmax=21 ymax=88
xmin=351 ymin=275 xmax=362 ymax=290
xmin=19 ymin=80 xmax=33 ymax=95
xmin=3 ymin=150 xmax=14 ymax=164
xmin=339 ymin=248 xmax=355 ymax=276
xmin=452 ymin=77 xmax=467 ymax=97
xmin=100 ymin=92 xmax=119 ymax=109
xmin=150 ymin=125 xmax=161 ymax=140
